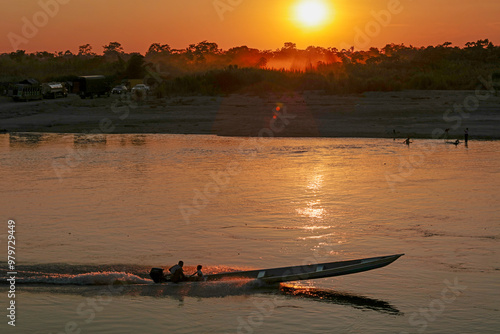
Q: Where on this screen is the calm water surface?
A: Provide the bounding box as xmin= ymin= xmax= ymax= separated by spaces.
xmin=0 ymin=133 xmax=498 ymax=334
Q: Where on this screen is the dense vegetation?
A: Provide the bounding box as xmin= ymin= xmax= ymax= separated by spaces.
xmin=1 ymin=40 xmax=499 ymax=95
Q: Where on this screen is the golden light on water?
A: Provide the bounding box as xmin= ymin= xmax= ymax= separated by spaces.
xmin=296 ymin=200 xmax=325 ymax=219
xmin=297 ymin=172 xmax=326 ymax=219
xmin=307 ymin=174 xmax=324 ymax=191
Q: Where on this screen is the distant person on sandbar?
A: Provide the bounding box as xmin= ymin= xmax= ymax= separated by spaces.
xmin=403 ymin=137 xmax=412 ymax=146
xmin=169 ymin=261 xmax=186 ymax=283
xmin=191 ymin=265 xmax=204 ymax=280
xmin=464 ymin=128 xmax=469 ymax=145
xmin=445 ymin=139 xmax=460 ymax=145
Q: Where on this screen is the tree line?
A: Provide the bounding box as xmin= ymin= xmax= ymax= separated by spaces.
xmin=1 ymin=39 xmax=499 ymax=95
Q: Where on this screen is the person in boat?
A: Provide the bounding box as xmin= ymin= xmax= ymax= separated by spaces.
xmin=403 ymin=137 xmax=412 ymax=146
xmin=190 ymin=265 xmax=204 ymax=280
xmin=169 ymin=261 xmax=186 ymax=283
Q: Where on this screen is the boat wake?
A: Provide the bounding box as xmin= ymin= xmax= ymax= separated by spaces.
xmin=0 ymin=263 xmax=402 ymax=315
xmin=7 ymin=271 xmax=151 ymax=285
xmin=0 ymin=263 xmax=152 ymax=285
xmin=0 ymin=263 xmax=242 ymax=286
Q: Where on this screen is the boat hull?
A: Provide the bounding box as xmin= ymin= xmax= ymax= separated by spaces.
xmin=151 ymin=254 xmax=404 ymax=284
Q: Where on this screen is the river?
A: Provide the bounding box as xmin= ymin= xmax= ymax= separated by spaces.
xmin=0 ymin=133 xmax=498 ymax=333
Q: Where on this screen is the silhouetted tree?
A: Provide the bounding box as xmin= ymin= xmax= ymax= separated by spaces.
xmin=124 ymin=53 xmax=145 ymax=78
xmin=146 ymin=43 xmax=171 ymax=56
xmin=186 ymin=41 xmax=220 ymax=62
xmin=103 ymin=42 xmax=124 ymax=57
xmin=35 ymin=51 xmax=54 ymax=58
xmin=78 ymin=44 xmax=95 ymax=56
xmin=226 ymin=45 xmax=263 ymax=67
xmin=465 ymin=39 xmax=489 ymax=49
xmin=256 ymin=57 xmax=267 ymax=68
xmin=283 ymin=42 xmax=297 ymax=51
xmin=9 ymin=50 xmax=26 ymax=62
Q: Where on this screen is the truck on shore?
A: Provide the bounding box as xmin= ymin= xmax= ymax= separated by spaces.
xmin=76 ymin=75 xmax=110 ymax=99
xmin=42 ymin=82 xmax=68 ymax=99
xmin=8 ymin=79 xmax=43 ymax=101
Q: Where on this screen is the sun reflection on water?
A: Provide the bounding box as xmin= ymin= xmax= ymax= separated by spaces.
xmin=296 ymin=200 xmax=325 ymax=219
xmin=301 ymin=225 xmax=332 ymax=230
xmin=307 ymin=174 xmax=324 ymax=191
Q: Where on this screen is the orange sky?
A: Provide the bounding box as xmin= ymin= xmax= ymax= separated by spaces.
xmin=1 ymin=0 xmax=499 ymax=53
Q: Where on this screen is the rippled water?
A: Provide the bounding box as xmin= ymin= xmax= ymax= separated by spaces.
xmin=0 ymin=133 xmax=499 ymax=333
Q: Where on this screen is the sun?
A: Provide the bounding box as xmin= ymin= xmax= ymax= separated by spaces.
xmin=294 ymin=0 xmax=331 ymax=28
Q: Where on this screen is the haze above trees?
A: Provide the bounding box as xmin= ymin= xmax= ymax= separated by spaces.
xmin=1 ymin=40 xmax=499 ymax=95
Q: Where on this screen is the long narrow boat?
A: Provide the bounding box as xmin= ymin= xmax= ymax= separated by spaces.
xmin=150 ymin=254 xmax=404 ymax=284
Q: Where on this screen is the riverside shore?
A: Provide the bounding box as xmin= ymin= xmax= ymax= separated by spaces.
xmin=1 ymin=90 xmax=498 ymax=139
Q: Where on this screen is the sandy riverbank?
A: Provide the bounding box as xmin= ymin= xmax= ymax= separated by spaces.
xmin=0 ymin=90 xmax=498 ymax=139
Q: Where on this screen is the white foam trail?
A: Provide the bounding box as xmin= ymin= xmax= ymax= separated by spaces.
xmin=17 ymin=271 xmax=152 ymax=285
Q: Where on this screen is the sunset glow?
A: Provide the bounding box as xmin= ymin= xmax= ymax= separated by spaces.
xmin=0 ymin=0 xmax=498 ymax=53
xmin=294 ymin=0 xmax=331 ymax=28
xmin=0 ymin=0 xmax=498 ymax=331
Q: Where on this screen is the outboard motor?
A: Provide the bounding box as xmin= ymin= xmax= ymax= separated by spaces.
xmin=150 ymin=268 xmax=164 ymax=283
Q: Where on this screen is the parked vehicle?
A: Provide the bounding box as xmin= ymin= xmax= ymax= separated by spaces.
xmin=8 ymin=79 xmax=43 ymax=101
xmin=76 ymin=75 xmax=110 ymax=99
xmin=111 ymin=85 xmax=128 ymax=94
xmin=42 ymin=82 xmax=67 ymax=99
xmin=131 ymin=84 xmax=150 ymax=94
